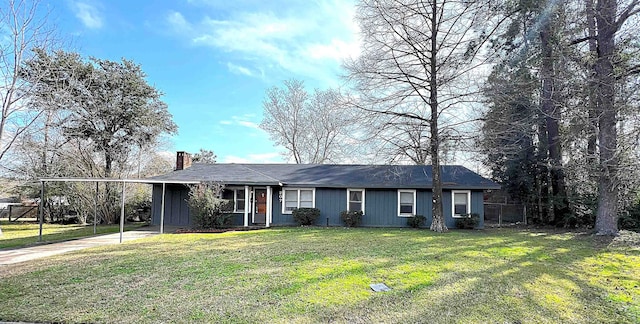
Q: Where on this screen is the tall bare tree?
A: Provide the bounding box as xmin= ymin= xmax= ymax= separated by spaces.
xmin=589 ymin=0 xmax=639 ymax=235
xmin=0 ymin=0 xmax=57 ymax=166
xmin=260 ymin=79 xmax=353 ymax=164
xmin=345 ymin=0 xmax=509 ymax=232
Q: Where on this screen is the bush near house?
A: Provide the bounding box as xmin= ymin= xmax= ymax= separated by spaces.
xmin=292 ymin=208 xmax=320 ymax=226
xmin=455 ymin=213 xmax=479 ymax=229
xmin=407 ymin=215 xmax=426 ymax=228
xmin=187 ymin=183 xmax=233 ymax=229
xmin=340 ymin=210 xmax=363 ymax=227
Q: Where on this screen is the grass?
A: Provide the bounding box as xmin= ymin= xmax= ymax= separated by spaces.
xmin=0 ymin=220 xmax=146 ymax=249
xmin=0 ymin=227 xmax=638 ymax=323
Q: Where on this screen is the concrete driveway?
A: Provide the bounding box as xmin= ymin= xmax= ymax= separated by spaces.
xmin=0 ymin=228 xmax=159 ymax=265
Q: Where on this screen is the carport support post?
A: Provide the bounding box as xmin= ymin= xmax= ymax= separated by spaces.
xmin=38 ymin=180 xmax=44 ymax=242
xmin=120 ymin=181 xmax=126 ymax=243
xmin=160 ymin=182 xmax=166 ymax=234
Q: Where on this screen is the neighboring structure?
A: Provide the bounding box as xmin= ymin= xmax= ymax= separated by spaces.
xmin=148 ymin=152 xmax=500 ymax=228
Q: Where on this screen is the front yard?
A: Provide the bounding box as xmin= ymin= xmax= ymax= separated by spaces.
xmin=0 ymin=227 xmax=638 ymax=323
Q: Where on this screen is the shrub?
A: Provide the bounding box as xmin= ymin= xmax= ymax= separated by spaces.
xmin=340 ymin=210 xmax=363 ymax=227
xmin=455 ymin=213 xmax=479 ymax=229
xmin=187 ymin=183 xmax=234 ymax=229
xmin=619 ymin=202 xmax=640 ymax=230
xmin=292 ymin=208 xmax=320 ymax=226
xmin=618 ymin=215 xmax=639 ymax=230
xmin=407 ymin=215 xmax=426 ymax=228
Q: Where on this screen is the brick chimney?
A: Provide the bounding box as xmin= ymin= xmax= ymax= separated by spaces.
xmin=176 ymin=151 xmax=192 ymax=170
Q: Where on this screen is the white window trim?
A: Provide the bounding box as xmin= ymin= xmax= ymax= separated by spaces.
xmin=281 ymin=188 xmax=316 ymax=214
xmin=397 ymin=189 xmax=416 ymax=217
xmin=225 ymin=187 xmax=247 ymax=213
xmin=234 ymin=189 xmax=247 ymax=213
xmin=452 ymin=190 xmax=471 ymax=218
xmin=346 ymin=188 xmax=366 ymax=213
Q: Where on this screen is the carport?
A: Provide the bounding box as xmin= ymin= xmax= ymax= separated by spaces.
xmin=37 ymin=178 xmax=200 ymax=243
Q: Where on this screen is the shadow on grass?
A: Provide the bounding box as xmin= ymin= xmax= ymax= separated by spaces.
xmin=354 ymin=229 xmax=637 ymax=323
xmin=250 ymin=228 xmax=637 ymax=323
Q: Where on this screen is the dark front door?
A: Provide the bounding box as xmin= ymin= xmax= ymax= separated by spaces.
xmin=253 ymin=189 xmax=267 ymax=224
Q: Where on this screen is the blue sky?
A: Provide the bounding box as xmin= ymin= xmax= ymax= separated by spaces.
xmin=53 ymin=0 xmax=359 ymax=163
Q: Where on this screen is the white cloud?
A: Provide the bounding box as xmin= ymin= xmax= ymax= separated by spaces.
xmin=70 ymin=1 xmax=104 ymax=29
xmin=218 ymin=115 xmax=261 ymax=129
xmin=227 ymin=62 xmax=254 ymax=77
xmin=165 ymin=1 xmax=360 ymax=86
xmin=237 ymin=120 xmax=259 ymax=129
xmin=222 ymin=152 xmax=283 ymax=163
xmin=166 ymin=11 xmax=190 ymax=33
xmin=306 ymin=39 xmax=360 ymax=61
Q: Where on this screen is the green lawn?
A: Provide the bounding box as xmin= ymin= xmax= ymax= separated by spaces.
xmin=0 ymin=227 xmax=638 ymax=323
xmin=0 ymin=221 xmax=145 ymax=249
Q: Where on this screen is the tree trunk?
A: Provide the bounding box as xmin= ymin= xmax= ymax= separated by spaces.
xmin=540 ymin=9 xmax=570 ymax=224
xmin=585 ymin=0 xmax=599 ymax=160
xmin=594 ymin=0 xmax=619 ymax=235
xmin=429 ymin=0 xmax=446 ymax=233
xmin=535 ymin=108 xmax=550 ymax=224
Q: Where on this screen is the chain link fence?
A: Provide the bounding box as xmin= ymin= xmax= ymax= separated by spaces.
xmin=484 ymin=203 xmax=526 ymax=226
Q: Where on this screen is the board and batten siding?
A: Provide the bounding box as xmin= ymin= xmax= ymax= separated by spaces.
xmin=472 ymin=190 xmax=485 ymax=228
xmin=151 ymin=185 xmax=486 ymax=228
xmin=270 ymin=188 xmax=292 ymax=225
xmin=360 ymin=189 xmax=423 ymax=227
xmin=151 ymin=184 xmax=191 ymax=226
xmin=315 ymin=188 xmax=347 ymax=226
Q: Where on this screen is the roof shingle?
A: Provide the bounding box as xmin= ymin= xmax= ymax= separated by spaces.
xmin=149 ymin=164 xmax=499 ymax=189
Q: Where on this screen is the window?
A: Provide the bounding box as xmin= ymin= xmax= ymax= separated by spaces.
xmin=397 ymin=190 xmax=416 ymax=217
xmin=235 ymin=190 xmax=246 ymax=212
xmin=282 ymin=188 xmax=315 ymax=213
xmin=347 ymin=189 xmax=365 ymax=213
xmin=222 ymin=188 xmax=246 ymax=213
xmin=452 ymin=190 xmax=471 ymax=217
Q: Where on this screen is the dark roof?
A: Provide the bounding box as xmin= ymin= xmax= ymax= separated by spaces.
xmin=148 ymin=164 xmax=500 ymax=190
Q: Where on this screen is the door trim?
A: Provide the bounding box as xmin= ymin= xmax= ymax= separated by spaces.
xmin=252 ymin=188 xmax=267 ymax=224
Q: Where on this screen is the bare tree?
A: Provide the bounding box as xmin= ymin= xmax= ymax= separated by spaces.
xmin=0 ymin=0 xmax=57 ymax=165
xmin=589 ymin=0 xmax=639 ymax=235
xmin=260 ymin=79 xmax=353 ymax=164
xmin=345 ymin=0 xmax=509 ymax=232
